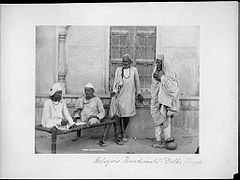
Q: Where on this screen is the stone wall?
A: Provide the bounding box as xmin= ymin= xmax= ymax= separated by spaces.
xmin=156 ymin=26 xmax=200 ymax=96
xmin=36 ymin=26 xmax=57 ymax=94
xmin=65 ymin=26 xmax=110 ymax=95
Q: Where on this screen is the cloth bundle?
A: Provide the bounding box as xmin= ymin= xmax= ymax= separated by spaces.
xmin=158 ymin=75 xmax=180 ymax=109
xmin=109 ymin=96 xmax=120 ymax=119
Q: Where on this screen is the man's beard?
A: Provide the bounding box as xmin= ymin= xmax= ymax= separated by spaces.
xmin=52 ymin=95 xmax=61 ymax=102
xmin=123 ymin=65 xmax=130 ymax=69
xmin=86 ymin=94 xmax=93 ymax=99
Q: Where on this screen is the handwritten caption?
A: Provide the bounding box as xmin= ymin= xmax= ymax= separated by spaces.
xmin=93 ymin=156 xmax=203 ymax=167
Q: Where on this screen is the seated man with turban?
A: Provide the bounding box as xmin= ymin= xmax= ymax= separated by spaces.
xmin=73 ymin=83 xmax=105 ymax=125
xmin=41 ymin=82 xmax=76 ymax=130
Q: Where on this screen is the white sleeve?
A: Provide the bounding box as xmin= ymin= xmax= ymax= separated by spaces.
xmin=134 ymin=67 xmax=141 ymax=95
xmin=113 ymin=67 xmax=120 ymax=93
xmin=96 ymin=97 xmax=105 ymax=120
xmin=75 ymin=96 xmax=84 ymax=110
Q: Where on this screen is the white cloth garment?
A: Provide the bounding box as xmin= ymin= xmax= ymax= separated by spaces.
xmin=74 ymin=96 xmax=105 ymax=122
xmin=108 ymin=95 xmax=120 ymax=118
xmin=112 ymin=66 xmax=141 ymax=117
xmin=150 ymin=57 xmax=180 ymax=126
xmin=155 ymin=118 xmax=172 ymax=141
xmin=41 ymin=99 xmax=75 ymax=130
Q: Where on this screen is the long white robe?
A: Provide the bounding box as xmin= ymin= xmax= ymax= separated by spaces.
xmin=112 ymin=66 xmax=141 ymax=117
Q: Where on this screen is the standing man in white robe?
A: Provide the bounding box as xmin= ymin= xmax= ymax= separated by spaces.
xmin=111 ymin=54 xmax=144 ymax=144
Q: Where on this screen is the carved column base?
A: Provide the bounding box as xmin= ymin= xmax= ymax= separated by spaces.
xmin=58 ymin=73 xmax=66 ymax=94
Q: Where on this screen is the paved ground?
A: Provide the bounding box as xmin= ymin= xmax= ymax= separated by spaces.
xmin=35 ymin=127 xmax=199 ymax=154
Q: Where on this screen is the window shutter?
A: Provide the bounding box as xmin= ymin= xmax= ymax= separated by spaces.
xmin=135 ymin=26 xmax=156 ymax=92
xmin=109 ymin=26 xmax=156 ymax=92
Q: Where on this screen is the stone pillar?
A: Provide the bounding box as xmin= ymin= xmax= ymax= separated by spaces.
xmin=57 ymin=26 xmax=68 ymax=94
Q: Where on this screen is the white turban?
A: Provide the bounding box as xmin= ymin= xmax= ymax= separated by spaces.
xmin=49 ymin=82 xmax=63 ymax=96
xmin=122 ymin=54 xmax=132 ymax=61
xmin=84 ymin=82 xmax=94 ymax=89
xmin=83 ymin=82 xmax=95 ymax=93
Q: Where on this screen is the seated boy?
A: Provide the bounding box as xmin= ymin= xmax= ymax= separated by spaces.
xmin=73 ymin=83 xmax=105 ymax=125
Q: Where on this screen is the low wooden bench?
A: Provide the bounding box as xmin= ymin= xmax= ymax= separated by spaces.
xmin=35 ymin=95 xmax=123 ymax=154
xmin=35 ymin=117 xmax=118 ymax=154
xmin=35 ymin=100 xmax=120 ymax=154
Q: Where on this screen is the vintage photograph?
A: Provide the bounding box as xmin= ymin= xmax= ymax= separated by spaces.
xmin=35 ymin=25 xmax=200 ymax=154
xmin=1 ymin=2 xmax=237 ymax=179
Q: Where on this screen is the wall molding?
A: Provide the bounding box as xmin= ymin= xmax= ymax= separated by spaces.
xmin=35 ymin=94 xmax=199 ymax=111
